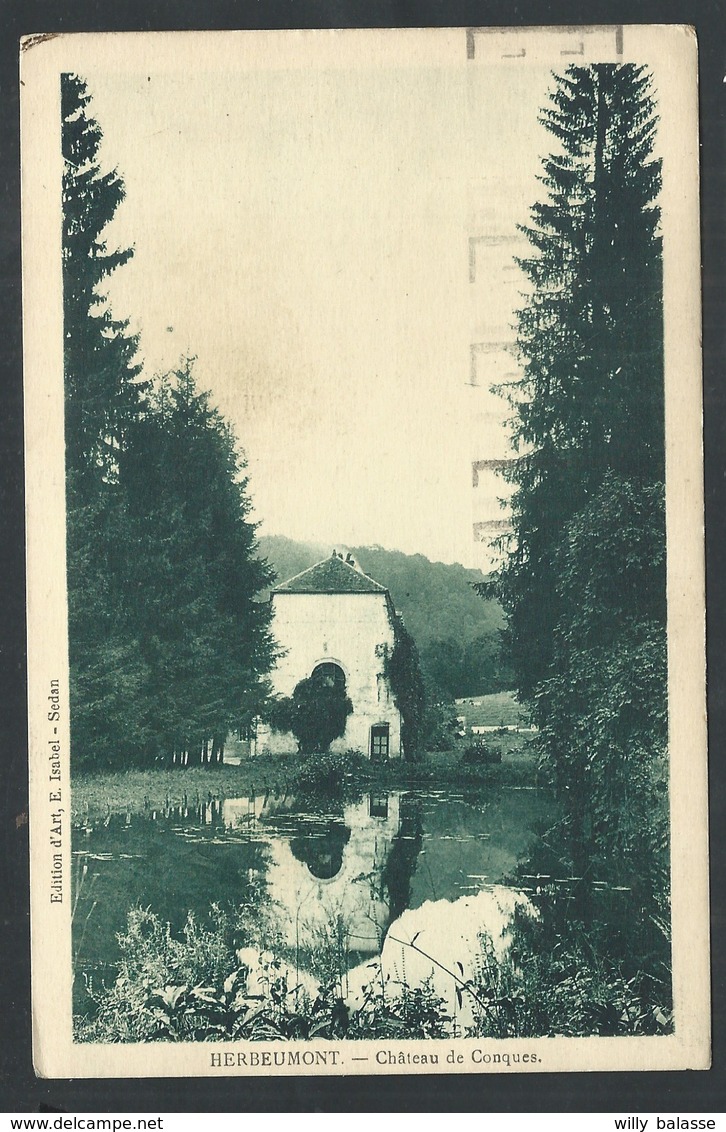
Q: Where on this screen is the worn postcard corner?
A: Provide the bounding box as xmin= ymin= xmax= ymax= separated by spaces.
xmin=21 ymin=25 xmax=708 ymax=1079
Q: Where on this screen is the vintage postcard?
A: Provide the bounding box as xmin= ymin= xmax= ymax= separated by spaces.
xmin=22 ymin=26 xmax=708 ymax=1078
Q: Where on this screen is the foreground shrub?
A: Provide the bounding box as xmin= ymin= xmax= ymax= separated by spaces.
xmin=75 ymin=905 xmax=244 ymax=1042
xmin=291 ymin=749 xmax=367 ymax=795
xmin=457 ymin=741 xmax=503 ymax=780
xmin=468 ymin=908 xmax=672 ymax=1038
xmin=349 ymin=973 xmax=451 ymax=1039
xmin=74 ymin=906 xmax=450 ymax=1043
xmin=460 ymin=740 xmax=502 ymax=766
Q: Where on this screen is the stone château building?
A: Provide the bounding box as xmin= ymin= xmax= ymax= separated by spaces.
xmin=256 ymin=552 xmax=402 ymax=759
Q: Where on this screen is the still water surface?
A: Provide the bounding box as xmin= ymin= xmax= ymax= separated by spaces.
xmin=73 ymin=787 xmax=555 ymax=1016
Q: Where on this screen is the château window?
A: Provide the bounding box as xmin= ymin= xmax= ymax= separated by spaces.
xmin=370 ymin=724 xmax=390 ymax=762
xmin=369 ymin=793 xmax=389 ymax=819
xmin=311 ymin=662 xmax=346 ymax=690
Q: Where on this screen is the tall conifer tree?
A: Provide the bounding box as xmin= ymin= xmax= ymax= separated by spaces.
xmin=496 ymin=64 xmax=663 ymax=700
xmin=491 ymin=65 xmax=667 ymax=885
xmin=120 ymin=362 xmax=277 ymax=764
xmin=62 ymin=73 xmax=146 ymax=486
xmin=62 ymin=73 xmax=151 ymax=766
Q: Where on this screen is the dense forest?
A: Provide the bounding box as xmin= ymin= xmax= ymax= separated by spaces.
xmin=257 ymin=535 xmax=513 ymax=700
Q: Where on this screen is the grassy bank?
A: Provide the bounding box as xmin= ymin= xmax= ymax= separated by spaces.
xmin=71 ymin=738 xmax=538 ymax=819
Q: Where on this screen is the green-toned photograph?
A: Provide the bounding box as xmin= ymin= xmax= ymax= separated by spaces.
xmin=22 ymin=26 xmax=707 ymax=1077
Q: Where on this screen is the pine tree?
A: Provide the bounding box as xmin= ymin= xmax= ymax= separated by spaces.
xmin=62 ymin=72 xmax=146 ymax=486
xmin=65 ymin=487 xmax=153 ymax=768
xmin=119 ymin=362 xmax=277 ymax=764
xmin=495 ymin=64 xmax=663 ymax=701
xmin=62 ymin=73 xmax=149 ymax=766
xmin=491 ymin=65 xmax=667 ymax=886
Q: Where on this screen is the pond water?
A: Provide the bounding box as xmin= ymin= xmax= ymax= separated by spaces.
xmin=72 ymin=786 xmax=556 ymax=1020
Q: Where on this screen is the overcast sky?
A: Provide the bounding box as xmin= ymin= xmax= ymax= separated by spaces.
xmin=82 ymin=42 xmax=570 ymax=565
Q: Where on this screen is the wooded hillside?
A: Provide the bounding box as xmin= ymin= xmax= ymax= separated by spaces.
xmin=256 ymin=535 xmax=512 ymax=699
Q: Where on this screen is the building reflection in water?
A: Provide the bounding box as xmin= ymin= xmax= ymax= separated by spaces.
xmin=219 ymin=792 xmax=422 ymax=969
xmin=75 ymin=789 xmax=539 ymax=1020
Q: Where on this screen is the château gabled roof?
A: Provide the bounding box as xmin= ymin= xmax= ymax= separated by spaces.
xmin=273 ymin=553 xmax=388 ymax=595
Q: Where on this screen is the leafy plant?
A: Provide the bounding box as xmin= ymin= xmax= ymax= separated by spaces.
xmin=469 ymin=917 xmax=672 ymax=1039
xmin=383 ymin=612 xmax=427 ymax=759
xmin=268 ymin=673 xmax=353 ymax=755
xmin=460 ymin=740 xmax=502 ymax=766
xmin=74 ymin=904 xmax=453 ymax=1043
xmin=291 ymin=749 xmax=366 ymax=795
